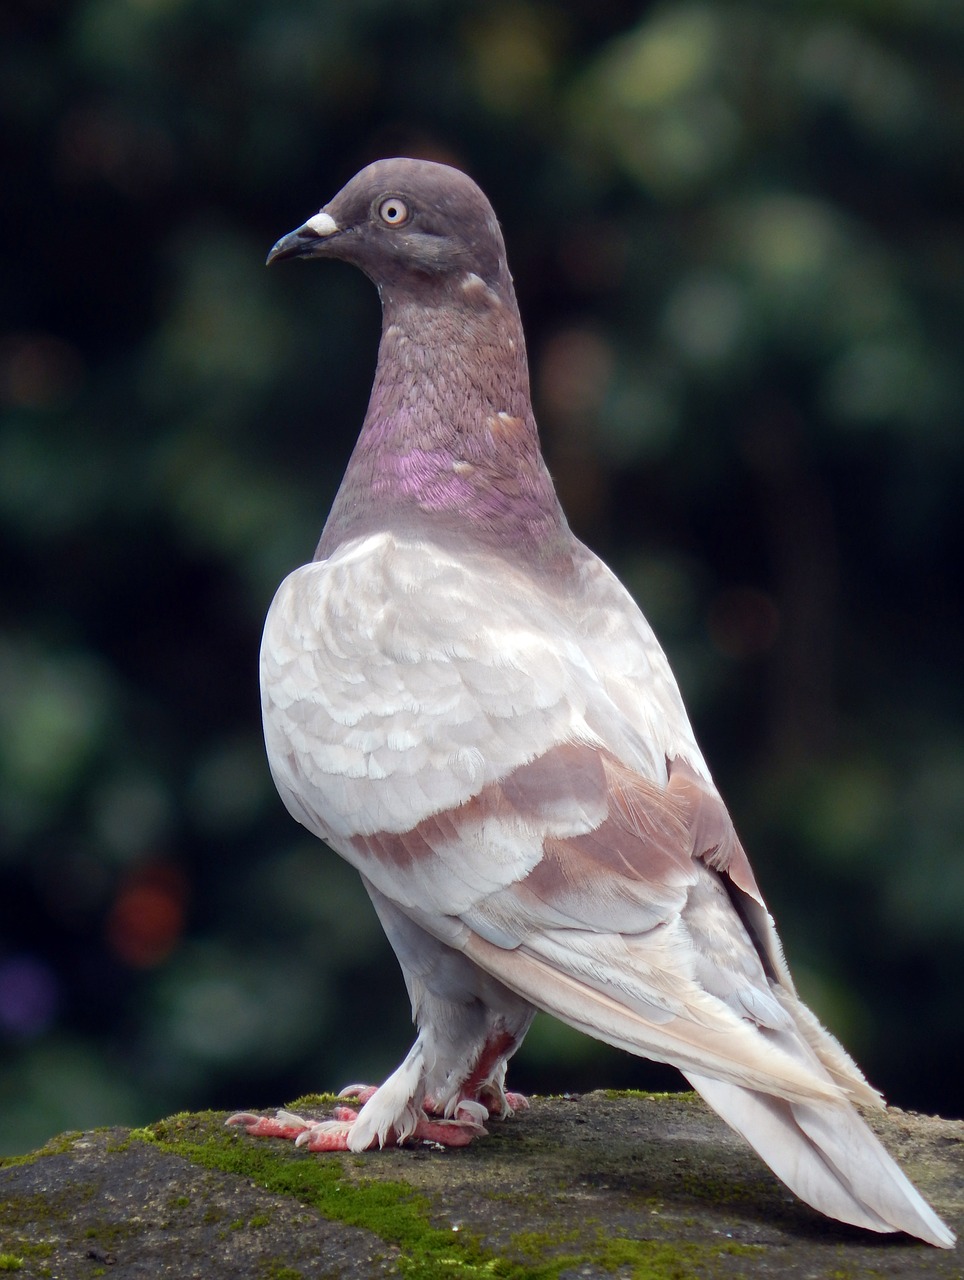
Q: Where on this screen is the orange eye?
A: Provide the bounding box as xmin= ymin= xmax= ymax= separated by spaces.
xmin=378 ymin=197 xmax=409 ymax=226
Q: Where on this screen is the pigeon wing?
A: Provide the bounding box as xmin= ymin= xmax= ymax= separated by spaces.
xmin=261 ymin=529 xmax=869 ymax=1109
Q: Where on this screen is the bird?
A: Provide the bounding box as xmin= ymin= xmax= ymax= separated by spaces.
xmin=228 ymin=157 xmax=955 ymax=1249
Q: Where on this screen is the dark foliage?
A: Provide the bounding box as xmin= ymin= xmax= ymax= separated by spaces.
xmin=1 ymin=0 xmax=962 ymax=1153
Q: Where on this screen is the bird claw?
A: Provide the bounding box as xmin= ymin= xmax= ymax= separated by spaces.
xmin=449 ymin=1098 xmax=488 ymax=1125
xmin=474 ymin=1082 xmax=530 ymax=1119
xmin=337 ymin=1082 xmax=379 ymax=1105
xmin=225 ymin=1110 xmax=314 ymax=1140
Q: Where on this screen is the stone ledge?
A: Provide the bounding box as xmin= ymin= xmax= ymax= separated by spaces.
xmin=1 ymin=1090 xmax=960 ymax=1278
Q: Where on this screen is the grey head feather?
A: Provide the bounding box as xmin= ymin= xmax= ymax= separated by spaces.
xmin=267 ymin=158 xmax=512 ymax=298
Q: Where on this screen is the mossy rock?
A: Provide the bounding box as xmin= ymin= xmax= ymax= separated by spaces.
xmin=0 ymin=1091 xmax=960 ymax=1278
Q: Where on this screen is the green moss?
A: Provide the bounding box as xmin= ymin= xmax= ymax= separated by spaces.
xmin=127 ymin=1112 xmax=770 ymax=1280
xmin=509 ymin=1228 xmax=580 ymax=1258
xmin=283 ymin=1093 xmax=343 ymax=1110
xmin=103 ymin=1135 xmax=132 ymax=1154
xmin=82 ymin=1219 xmax=145 ymax=1247
xmin=505 ymin=1231 xmax=584 ymax=1276
xmin=504 ymin=1225 xmax=765 ymax=1279
xmin=0 ymin=1131 xmax=85 ymax=1169
xmin=135 ymin=1118 xmax=548 ymax=1278
xmin=257 ymin=1264 xmax=304 ymax=1280
xmin=0 ymin=1243 xmax=52 ymax=1262
xmin=594 ymin=1232 xmax=764 ymax=1278
xmin=0 ymin=1257 xmax=24 ymax=1272
xmin=0 ymin=1188 xmax=88 ymax=1233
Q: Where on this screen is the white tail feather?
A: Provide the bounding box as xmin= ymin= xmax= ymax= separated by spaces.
xmin=686 ymin=1071 xmax=955 ymax=1248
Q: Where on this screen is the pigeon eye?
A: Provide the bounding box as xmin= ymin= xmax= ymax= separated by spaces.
xmin=378 ymin=197 xmax=409 ymax=226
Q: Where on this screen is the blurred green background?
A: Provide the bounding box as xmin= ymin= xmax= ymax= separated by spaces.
xmin=2 ymin=0 xmax=962 ymax=1157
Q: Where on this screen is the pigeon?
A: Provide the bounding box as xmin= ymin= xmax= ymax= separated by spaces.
xmin=229 ymin=158 xmax=954 ymax=1248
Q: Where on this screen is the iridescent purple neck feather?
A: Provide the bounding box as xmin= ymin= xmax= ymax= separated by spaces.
xmin=317 ymin=269 xmax=569 ymax=565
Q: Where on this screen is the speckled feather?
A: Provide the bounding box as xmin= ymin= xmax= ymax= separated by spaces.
xmin=247 ymin=159 xmax=954 ymax=1248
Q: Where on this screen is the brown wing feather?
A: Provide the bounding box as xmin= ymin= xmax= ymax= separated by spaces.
xmin=349 ymin=742 xmax=762 ymax=953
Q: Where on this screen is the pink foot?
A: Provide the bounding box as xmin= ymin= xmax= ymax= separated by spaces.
xmin=226 ymin=1101 xmax=485 ymax=1151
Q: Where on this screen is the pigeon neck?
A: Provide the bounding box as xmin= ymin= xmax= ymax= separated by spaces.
xmin=317 ymin=276 xmax=573 ymax=569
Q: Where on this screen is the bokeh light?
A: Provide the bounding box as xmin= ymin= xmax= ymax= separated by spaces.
xmin=2 ymin=0 xmax=962 ymax=1157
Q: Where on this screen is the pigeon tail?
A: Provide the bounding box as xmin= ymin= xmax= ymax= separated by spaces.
xmin=686 ymin=1071 xmax=955 ymax=1248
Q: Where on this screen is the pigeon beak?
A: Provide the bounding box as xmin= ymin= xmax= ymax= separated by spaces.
xmin=266 ymin=210 xmax=340 ymax=265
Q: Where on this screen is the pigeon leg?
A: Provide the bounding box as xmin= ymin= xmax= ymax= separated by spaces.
xmin=455 ymin=1029 xmax=530 ymax=1119
xmin=226 ymin=1037 xmax=488 ymax=1152
xmin=340 ymin=1069 xmax=528 ymax=1124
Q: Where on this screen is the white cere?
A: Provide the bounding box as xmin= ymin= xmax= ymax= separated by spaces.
xmin=305 ymin=211 xmax=338 ymax=237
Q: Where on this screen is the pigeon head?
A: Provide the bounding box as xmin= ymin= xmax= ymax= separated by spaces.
xmin=266 ymin=158 xmax=511 ymax=296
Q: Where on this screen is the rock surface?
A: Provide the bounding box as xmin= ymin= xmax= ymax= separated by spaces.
xmin=1 ymin=1090 xmax=960 ymax=1278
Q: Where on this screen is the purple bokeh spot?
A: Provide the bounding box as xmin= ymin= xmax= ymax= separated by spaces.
xmin=0 ymin=955 xmax=59 ymax=1037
